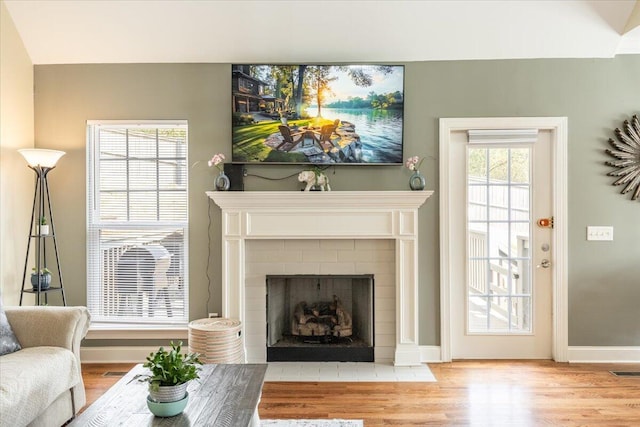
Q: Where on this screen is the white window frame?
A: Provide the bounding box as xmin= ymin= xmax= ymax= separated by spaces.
xmin=86 ymin=120 xmax=189 ymax=331
xmin=465 ymin=144 xmax=534 ymax=335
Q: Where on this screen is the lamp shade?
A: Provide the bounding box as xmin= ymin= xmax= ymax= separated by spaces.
xmin=18 ymin=149 xmax=65 ymax=168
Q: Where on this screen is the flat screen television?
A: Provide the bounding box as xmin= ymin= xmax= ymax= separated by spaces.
xmin=232 ymin=64 xmax=404 ymax=165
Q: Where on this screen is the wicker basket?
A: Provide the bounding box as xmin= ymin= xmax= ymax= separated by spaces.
xmin=188 ymin=318 xmax=244 ymax=363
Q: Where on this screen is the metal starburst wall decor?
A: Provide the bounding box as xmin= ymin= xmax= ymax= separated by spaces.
xmin=605 ymin=115 xmax=640 ymax=201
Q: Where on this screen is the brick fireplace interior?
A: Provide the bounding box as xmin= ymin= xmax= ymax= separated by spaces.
xmin=245 ymin=239 xmax=396 ymax=363
xmin=266 ymin=274 xmax=375 ymax=362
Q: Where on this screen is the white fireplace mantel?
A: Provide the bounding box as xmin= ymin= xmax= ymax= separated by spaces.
xmin=207 ymin=190 xmax=433 ymax=366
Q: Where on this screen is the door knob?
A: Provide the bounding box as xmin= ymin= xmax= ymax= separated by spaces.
xmin=537 ymin=259 xmax=551 ymax=269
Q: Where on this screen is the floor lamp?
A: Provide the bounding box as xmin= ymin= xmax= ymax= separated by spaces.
xmin=18 ymin=148 xmax=67 ymax=306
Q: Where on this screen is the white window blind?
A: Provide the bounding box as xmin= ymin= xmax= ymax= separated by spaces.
xmin=87 ymin=121 xmax=188 ymax=326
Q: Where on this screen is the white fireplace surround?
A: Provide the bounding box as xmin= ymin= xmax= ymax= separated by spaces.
xmin=207 ymin=191 xmax=432 ymax=366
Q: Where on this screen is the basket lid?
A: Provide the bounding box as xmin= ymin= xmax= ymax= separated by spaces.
xmin=188 ymin=318 xmax=241 ymax=332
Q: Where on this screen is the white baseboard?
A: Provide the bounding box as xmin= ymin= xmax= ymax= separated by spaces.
xmin=81 ymin=346 xmax=160 ymax=363
xmin=420 ymin=345 xmax=441 ymax=363
xmin=82 ymin=345 xmax=444 ymax=364
xmin=568 ymin=346 xmax=640 ymax=363
xmin=81 ymin=345 xmax=638 ymax=364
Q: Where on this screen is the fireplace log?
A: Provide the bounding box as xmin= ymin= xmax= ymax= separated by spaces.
xmin=292 ymin=321 xmax=332 ymax=336
xmin=293 ymin=301 xmax=310 ymax=324
xmin=291 ymin=297 xmax=352 ymax=338
xmin=333 ymin=326 xmax=353 ymax=337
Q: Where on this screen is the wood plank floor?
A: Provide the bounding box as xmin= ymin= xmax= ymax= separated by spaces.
xmin=82 ymin=361 xmax=640 ymax=426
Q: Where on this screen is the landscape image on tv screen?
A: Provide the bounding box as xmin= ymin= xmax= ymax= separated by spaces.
xmin=232 ymin=64 xmax=404 ymax=164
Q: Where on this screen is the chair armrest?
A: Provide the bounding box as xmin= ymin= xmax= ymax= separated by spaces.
xmin=4 ymin=306 xmax=90 ymax=357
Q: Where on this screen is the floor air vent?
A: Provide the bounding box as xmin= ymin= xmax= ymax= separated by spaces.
xmin=610 ymin=371 xmax=640 ymax=377
xmin=102 ymin=371 xmax=127 ymax=377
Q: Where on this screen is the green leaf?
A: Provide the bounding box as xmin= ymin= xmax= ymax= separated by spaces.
xmin=138 ymin=341 xmax=202 ymax=386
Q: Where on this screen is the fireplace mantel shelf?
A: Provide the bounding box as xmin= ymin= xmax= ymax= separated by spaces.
xmin=207 ymin=190 xmax=433 ymax=210
xmin=207 ymin=190 xmax=433 ymax=366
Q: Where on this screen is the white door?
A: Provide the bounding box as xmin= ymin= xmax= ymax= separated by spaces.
xmin=449 ymin=127 xmax=554 ymax=359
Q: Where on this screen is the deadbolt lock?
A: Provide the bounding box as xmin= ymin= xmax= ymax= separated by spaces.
xmin=537 ymin=217 xmax=554 ymax=228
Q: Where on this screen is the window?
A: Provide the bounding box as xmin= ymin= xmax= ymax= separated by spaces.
xmin=87 ymin=121 xmax=188 ymax=326
xmin=239 ymin=77 xmax=256 ymax=94
xmin=467 ymin=146 xmax=532 ymax=333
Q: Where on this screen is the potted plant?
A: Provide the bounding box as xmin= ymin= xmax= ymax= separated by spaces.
xmin=30 ymin=267 xmax=52 ymax=290
xmin=135 ymin=341 xmax=202 ymax=417
xmin=39 ymin=217 xmax=49 ymax=236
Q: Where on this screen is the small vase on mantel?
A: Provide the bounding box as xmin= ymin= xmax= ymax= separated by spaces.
xmin=215 ymin=171 xmax=230 ymax=191
xmin=409 ymin=170 xmax=426 ymax=191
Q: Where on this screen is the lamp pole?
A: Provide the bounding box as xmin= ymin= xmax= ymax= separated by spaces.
xmin=18 ymin=149 xmax=67 ymax=306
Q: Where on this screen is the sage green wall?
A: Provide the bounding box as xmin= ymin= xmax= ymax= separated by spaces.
xmin=34 ymin=57 xmax=639 ymax=347
xmin=408 ymin=57 xmax=640 ymax=346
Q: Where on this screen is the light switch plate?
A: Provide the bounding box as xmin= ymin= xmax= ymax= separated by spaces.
xmin=587 ymin=226 xmax=614 ymax=241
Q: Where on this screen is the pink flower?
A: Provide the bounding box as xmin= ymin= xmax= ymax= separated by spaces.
xmin=208 ymin=153 xmax=226 ymax=171
xmin=405 ymin=156 xmax=423 ymax=172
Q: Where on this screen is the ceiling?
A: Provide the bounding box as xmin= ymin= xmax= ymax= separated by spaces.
xmin=4 ymin=0 xmax=640 ymax=65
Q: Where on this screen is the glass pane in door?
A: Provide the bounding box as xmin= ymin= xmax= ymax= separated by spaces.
xmin=467 ymin=147 xmax=532 ymax=333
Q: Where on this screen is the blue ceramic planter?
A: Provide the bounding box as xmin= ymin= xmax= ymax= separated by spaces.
xmin=30 ymin=273 xmax=51 ymax=290
xmin=147 ymin=392 xmax=189 ymax=417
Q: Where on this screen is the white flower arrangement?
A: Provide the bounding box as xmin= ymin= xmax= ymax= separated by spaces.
xmin=405 ymin=156 xmax=424 ymax=172
xmin=207 ymin=153 xmax=225 ymax=171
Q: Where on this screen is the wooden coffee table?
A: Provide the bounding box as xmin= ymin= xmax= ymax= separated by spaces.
xmin=70 ymin=363 xmax=267 ymax=426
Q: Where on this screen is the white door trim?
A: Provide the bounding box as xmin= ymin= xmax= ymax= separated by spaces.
xmin=439 ymin=117 xmax=568 ymax=362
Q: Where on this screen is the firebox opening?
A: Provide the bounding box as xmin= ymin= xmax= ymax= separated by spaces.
xmin=266 ymin=274 xmax=374 ymax=362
